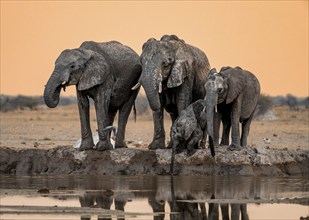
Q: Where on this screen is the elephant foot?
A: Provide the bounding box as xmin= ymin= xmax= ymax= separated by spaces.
xmin=166 ymin=141 xmax=172 ymax=149
xmin=148 ymin=139 xmax=165 ymax=150
xmin=220 ymin=140 xmax=229 ymax=146
xmin=241 ymin=139 xmax=248 ymax=147
xmin=96 ymin=140 xmax=113 ymax=151
xmin=115 ymin=142 xmax=128 ymax=149
xmin=187 ymin=148 xmax=197 ymax=157
xmin=79 ymin=138 xmax=95 ymax=151
xmin=228 ymin=144 xmax=242 ymax=151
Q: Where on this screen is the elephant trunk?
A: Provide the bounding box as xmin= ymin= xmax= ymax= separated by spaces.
xmin=170 ymin=139 xmax=179 ymax=175
xmin=140 ymin=73 xmax=161 ymax=111
xmin=205 ymin=90 xmax=218 ymax=144
xmin=44 ymin=70 xmax=63 ymax=108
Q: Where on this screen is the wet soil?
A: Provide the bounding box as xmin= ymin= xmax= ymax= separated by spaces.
xmin=0 ymin=145 xmax=308 ymax=176
xmin=0 ymin=106 xmax=308 ymax=176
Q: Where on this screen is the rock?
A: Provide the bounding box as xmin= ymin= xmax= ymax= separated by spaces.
xmin=255 ymin=146 xmax=269 ymax=155
xmin=0 ymin=146 xmax=308 ymax=176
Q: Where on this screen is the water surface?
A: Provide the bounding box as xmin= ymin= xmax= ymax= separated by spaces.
xmin=0 ymin=175 xmax=308 ymax=219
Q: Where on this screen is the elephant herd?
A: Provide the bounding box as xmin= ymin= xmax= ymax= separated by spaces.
xmin=44 ymin=34 xmax=260 ymax=166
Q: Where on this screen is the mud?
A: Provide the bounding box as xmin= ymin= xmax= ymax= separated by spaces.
xmin=1 ymin=145 xmax=308 ymax=176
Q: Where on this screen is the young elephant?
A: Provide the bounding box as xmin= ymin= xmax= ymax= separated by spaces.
xmin=170 ymin=99 xmax=215 ymax=174
xmin=204 ymin=67 xmax=260 ymax=150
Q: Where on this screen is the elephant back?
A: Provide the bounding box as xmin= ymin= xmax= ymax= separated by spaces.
xmin=189 ymin=45 xmax=211 ymax=101
xmin=80 ymin=41 xmax=141 ymax=80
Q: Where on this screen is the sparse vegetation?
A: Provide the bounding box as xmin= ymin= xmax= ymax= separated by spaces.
xmin=1 ymin=94 xmax=308 ymax=115
xmin=0 ymin=95 xmax=76 ymax=112
xmin=254 ymin=94 xmax=274 ymax=118
xmin=0 ymin=95 xmax=40 ymax=112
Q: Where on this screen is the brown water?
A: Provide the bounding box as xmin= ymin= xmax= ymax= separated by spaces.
xmin=0 ymin=175 xmax=308 ymax=220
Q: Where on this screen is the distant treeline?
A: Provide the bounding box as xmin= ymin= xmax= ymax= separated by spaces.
xmin=0 ymin=95 xmax=76 ymax=112
xmin=0 ymin=94 xmax=308 ymax=114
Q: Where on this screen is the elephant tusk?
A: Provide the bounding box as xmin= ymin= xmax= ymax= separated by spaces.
xmin=215 ymin=105 xmax=217 ymax=113
xmin=158 ymin=82 xmax=162 ymax=93
xmin=131 ymin=82 xmax=141 ymax=90
xmin=61 ymin=81 xmax=67 ymax=85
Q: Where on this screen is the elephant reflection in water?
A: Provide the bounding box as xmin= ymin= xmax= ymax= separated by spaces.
xmin=148 ymin=195 xmax=248 ymax=220
xmin=79 ymin=191 xmax=126 ymax=220
xmin=208 ymin=199 xmax=249 ymax=220
xmin=78 ymin=188 xmax=249 ymax=220
xmin=148 ymin=178 xmax=250 ymax=220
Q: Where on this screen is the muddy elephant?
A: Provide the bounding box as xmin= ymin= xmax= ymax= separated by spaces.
xmin=44 ymin=41 xmax=142 ymax=151
xmin=132 ymin=35 xmax=211 ymax=150
xmin=170 ymin=100 xmax=215 ymax=174
xmin=204 ymin=67 xmax=260 ymax=150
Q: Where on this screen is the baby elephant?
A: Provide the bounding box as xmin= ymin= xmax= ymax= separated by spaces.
xmin=170 ymin=99 xmax=215 ymax=174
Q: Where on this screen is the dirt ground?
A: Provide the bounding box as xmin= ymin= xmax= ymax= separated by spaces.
xmin=0 ymin=105 xmax=308 ymax=151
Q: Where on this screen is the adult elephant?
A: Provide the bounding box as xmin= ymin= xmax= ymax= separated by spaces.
xmin=132 ymin=35 xmax=211 ymax=150
xmin=44 ymin=41 xmax=142 ymax=151
xmin=204 ymin=67 xmax=260 ymax=150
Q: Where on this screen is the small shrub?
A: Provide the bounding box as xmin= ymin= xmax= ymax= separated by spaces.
xmin=0 ymin=95 xmax=40 ymax=112
xmin=286 ymin=94 xmax=299 ymax=111
xmin=254 ymin=94 xmax=273 ymax=118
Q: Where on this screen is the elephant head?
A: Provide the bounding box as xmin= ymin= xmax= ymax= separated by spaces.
xmin=44 ymin=48 xmax=110 ymax=108
xmin=204 ymin=67 xmax=245 ymax=139
xmin=132 ymin=35 xmax=191 ymax=111
xmin=204 ymin=68 xmax=228 ymax=140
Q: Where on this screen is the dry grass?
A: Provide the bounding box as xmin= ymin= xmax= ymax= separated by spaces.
xmin=0 ymin=105 xmax=308 ymax=151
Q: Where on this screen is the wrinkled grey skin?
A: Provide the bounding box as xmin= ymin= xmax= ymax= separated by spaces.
xmin=133 ymin=35 xmax=211 ymax=150
xmin=44 ymin=41 xmax=141 ymax=151
xmin=170 ymin=100 xmax=215 ymax=175
xmin=205 ymin=67 xmax=260 ymax=150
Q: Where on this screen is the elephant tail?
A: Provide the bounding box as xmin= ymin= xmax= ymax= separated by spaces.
xmin=133 ymin=103 xmax=137 ymax=122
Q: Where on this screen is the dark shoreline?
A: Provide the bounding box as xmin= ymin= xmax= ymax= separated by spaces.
xmin=1 ymin=146 xmax=308 ymax=176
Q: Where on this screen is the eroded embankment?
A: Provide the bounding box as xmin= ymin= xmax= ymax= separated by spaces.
xmin=0 ymin=146 xmax=308 ymax=176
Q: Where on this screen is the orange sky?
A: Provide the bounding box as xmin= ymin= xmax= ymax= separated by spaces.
xmin=1 ymin=1 xmax=308 ymax=97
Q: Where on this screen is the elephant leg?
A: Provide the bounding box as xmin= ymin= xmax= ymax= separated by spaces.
xmin=240 ymin=204 xmax=249 ymax=220
xmin=149 ymin=109 xmax=166 ymax=150
xmin=94 ymin=87 xmax=113 ymax=151
xmin=220 ymin=203 xmax=230 ymax=220
xmin=240 ymin=115 xmax=253 ymax=147
xmin=208 ymin=196 xmax=219 ymax=220
xmin=213 ymin=111 xmax=221 ymax=147
xmin=229 ymin=100 xmax=241 ymax=151
xmin=115 ymin=91 xmax=138 ymax=148
xmin=167 ymin=113 xmax=178 ymax=149
xmin=231 ymin=204 xmax=240 ymax=220
xmin=220 ymin=113 xmax=231 ymax=146
xmin=148 ymin=199 xmax=165 ymax=220
xmin=187 ymin=128 xmax=203 ymax=156
xmin=199 ymin=129 xmax=207 ymax=149
xmin=77 ymin=90 xmax=94 ymax=151
xmin=107 ymin=110 xmax=117 ymax=141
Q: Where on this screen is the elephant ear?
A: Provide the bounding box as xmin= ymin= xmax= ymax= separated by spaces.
xmin=208 ymin=68 xmax=217 ymax=76
xmin=167 ymin=60 xmax=188 ymax=88
xmin=223 ymin=68 xmax=246 ymax=104
xmin=78 ymin=49 xmax=110 ymax=91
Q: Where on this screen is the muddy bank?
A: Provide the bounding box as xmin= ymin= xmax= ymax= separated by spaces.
xmin=0 ymin=146 xmax=308 ymax=176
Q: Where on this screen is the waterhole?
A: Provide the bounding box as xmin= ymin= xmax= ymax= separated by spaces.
xmin=0 ymin=175 xmax=308 ymax=220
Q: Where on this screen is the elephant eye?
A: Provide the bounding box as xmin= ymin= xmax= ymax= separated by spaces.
xmin=162 ymin=61 xmax=169 ymax=67
xmin=218 ymin=88 xmax=223 ymax=94
xmin=70 ymin=65 xmax=75 ymax=69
